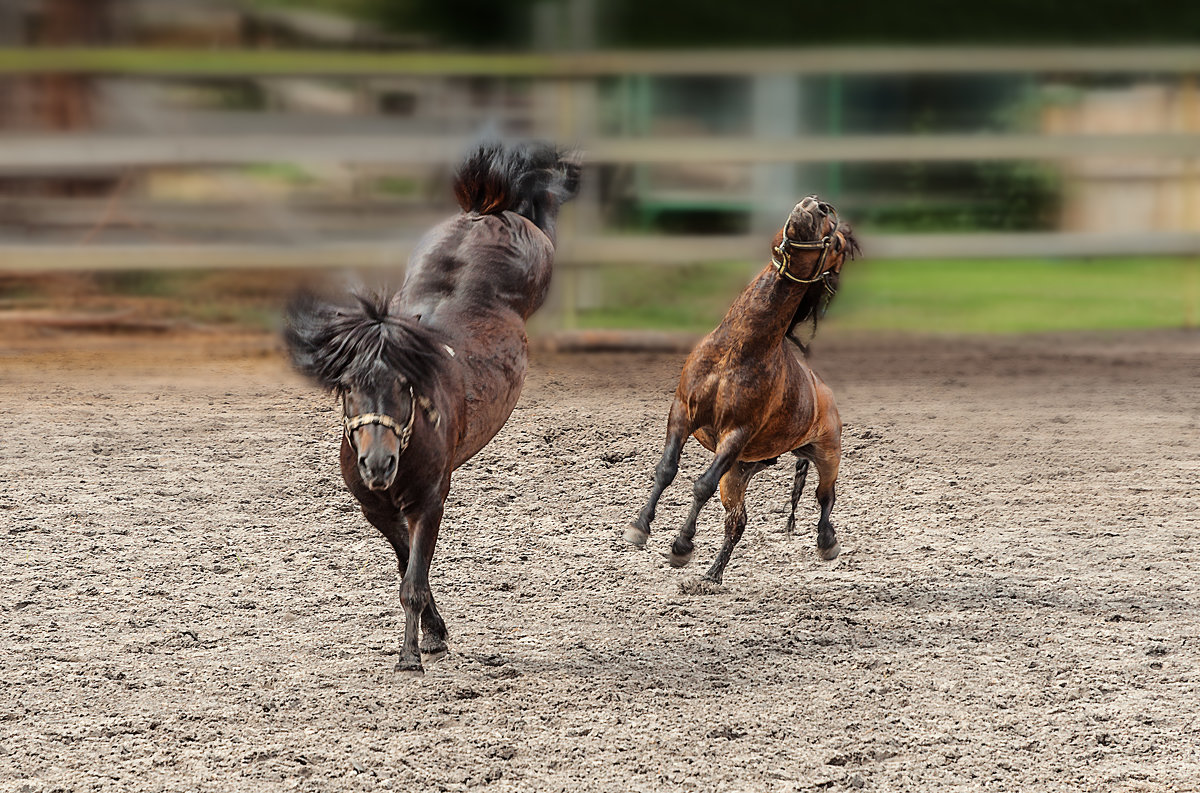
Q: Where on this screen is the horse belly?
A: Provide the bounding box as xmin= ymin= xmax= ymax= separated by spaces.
xmin=745 ymin=375 xmax=838 ymax=461
xmin=705 ymin=365 xmax=828 ymax=462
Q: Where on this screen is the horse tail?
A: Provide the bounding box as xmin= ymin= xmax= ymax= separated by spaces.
xmin=452 ymin=139 xmax=580 ymax=241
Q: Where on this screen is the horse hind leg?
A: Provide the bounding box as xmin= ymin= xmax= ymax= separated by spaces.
xmin=625 ymin=400 xmax=690 ymax=547
xmin=783 ymin=455 xmax=810 ymax=536
xmin=810 ymin=441 xmax=841 ymax=561
xmin=701 ymin=460 xmax=768 ymax=585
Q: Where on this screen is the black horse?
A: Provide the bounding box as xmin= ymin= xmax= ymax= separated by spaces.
xmin=285 ymin=140 xmax=579 ymax=674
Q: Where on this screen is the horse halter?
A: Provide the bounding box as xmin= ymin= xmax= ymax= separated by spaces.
xmin=342 ymin=384 xmax=441 ymax=455
xmin=772 ymin=216 xmax=841 ymax=296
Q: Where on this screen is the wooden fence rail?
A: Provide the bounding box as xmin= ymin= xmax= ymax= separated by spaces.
xmin=2 ymin=132 xmax=1198 ymax=174
xmin=2 ymin=46 xmax=1199 ymax=77
xmin=2 ymin=46 xmax=1198 ymax=270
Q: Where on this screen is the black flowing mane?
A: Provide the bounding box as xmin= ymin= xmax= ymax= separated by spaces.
xmin=284 ymin=291 xmax=448 ymax=392
xmin=785 ymin=223 xmax=861 ymax=355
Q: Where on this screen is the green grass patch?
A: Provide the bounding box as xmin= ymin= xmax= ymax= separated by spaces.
xmin=576 ymin=257 xmax=1200 ymax=335
xmin=242 ymin=162 xmax=317 ymax=185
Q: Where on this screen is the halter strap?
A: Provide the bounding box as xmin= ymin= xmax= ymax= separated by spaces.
xmin=342 ymin=383 xmax=441 ymax=455
xmin=772 ymin=234 xmax=838 ymax=295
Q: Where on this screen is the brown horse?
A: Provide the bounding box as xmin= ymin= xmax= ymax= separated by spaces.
xmin=624 ymin=195 xmax=859 ymax=584
xmin=285 ymin=140 xmax=578 ymax=674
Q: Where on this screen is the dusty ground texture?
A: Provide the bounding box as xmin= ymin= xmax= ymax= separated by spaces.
xmin=2 ymin=329 xmax=1198 ymax=792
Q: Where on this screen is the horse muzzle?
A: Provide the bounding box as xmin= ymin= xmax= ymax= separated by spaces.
xmin=358 ymin=450 xmax=398 ymax=491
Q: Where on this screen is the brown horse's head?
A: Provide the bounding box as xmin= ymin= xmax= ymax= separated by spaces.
xmin=779 ymin=195 xmax=859 ymax=280
xmin=285 ymin=291 xmax=449 ymax=492
xmin=777 ymin=195 xmax=860 ymax=352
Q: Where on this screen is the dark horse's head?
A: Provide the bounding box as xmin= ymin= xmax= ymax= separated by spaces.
xmin=776 ymin=195 xmax=861 ymax=352
xmin=284 ymin=292 xmax=448 ymax=491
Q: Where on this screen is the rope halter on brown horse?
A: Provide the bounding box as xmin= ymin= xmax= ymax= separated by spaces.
xmin=771 ymin=206 xmax=841 ymax=296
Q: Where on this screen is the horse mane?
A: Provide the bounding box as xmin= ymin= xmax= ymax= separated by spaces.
xmin=284 ymin=291 xmax=449 ymax=392
xmin=785 ymin=223 xmax=862 ymax=356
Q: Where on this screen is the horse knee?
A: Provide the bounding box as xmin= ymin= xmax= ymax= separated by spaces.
xmin=399 ymin=580 xmax=430 ymax=614
xmin=693 ymin=476 xmax=718 ymax=503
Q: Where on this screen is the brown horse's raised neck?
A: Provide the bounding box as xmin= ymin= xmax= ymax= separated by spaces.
xmin=625 ymin=195 xmax=858 ymax=586
xmin=286 ymin=139 xmax=579 ymax=674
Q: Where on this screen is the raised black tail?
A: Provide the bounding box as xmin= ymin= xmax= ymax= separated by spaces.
xmin=452 ymin=139 xmax=580 ymax=240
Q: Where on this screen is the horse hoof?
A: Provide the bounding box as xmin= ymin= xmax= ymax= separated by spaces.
xmin=394 ymin=658 xmax=425 ymax=676
xmin=623 ymin=525 xmax=649 ymax=548
xmin=818 ymin=542 xmax=841 ymax=561
xmin=661 ymin=549 xmax=693 ymax=568
xmin=421 ymin=639 xmax=449 ymax=663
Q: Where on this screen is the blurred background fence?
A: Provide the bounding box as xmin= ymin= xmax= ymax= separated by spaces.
xmin=1 ymin=0 xmax=1198 ymax=335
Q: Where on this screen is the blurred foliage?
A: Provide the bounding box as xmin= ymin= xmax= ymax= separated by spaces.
xmin=600 ymin=0 xmax=1200 ymax=48
xmin=828 ymin=257 xmax=1199 ymax=334
xmin=241 ymin=0 xmax=541 ymax=47
xmin=374 ymin=175 xmax=421 ymax=196
xmin=244 ymin=0 xmax=1200 ymax=47
xmin=241 ymin=162 xmax=318 ymax=185
xmin=846 ymin=162 xmax=1061 ymax=232
xmin=241 ymin=0 xmax=387 ymax=16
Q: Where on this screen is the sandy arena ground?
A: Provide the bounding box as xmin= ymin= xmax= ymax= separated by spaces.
xmin=1 ymin=329 xmax=1198 ymax=792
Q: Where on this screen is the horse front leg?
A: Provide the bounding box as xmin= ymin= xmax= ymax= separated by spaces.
xmin=396 ymin=498 xmax=445 ymax=676
xmin=666 ymin=430 xmax=747 ymax=568
xmin=625 ymin=399 xmax=690 ymax=547
xmin=419 ymin=593 xmax=448 ymax=661
xmin=363 ymin=507 xmax=448 ymax=660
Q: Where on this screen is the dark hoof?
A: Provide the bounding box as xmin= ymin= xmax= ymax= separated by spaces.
xmin=661 ymin=549 xmax=693 ymax=568
xmin=394 ymin=657 xmax=425 ymax=676
xmin=817 ymin=542 xmax=841 ymax=561
xmin=420 ymin=637 xmax=449 ymax=663
xmin=623 ymin=524 xmax=649 ymax=547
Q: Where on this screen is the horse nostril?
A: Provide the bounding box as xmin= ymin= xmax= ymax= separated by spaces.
xmin=358 ymin=455 xmax=369 ymax=470
xmin=385 ymin=456 xmax=396 ymax=473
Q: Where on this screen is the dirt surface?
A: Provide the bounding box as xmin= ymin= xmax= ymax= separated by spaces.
xmin=2 ymin=329 xmax=1198 ymax=792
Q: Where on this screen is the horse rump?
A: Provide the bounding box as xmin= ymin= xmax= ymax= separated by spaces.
xmin=452 ymin=139 xmax=580 ymax=239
